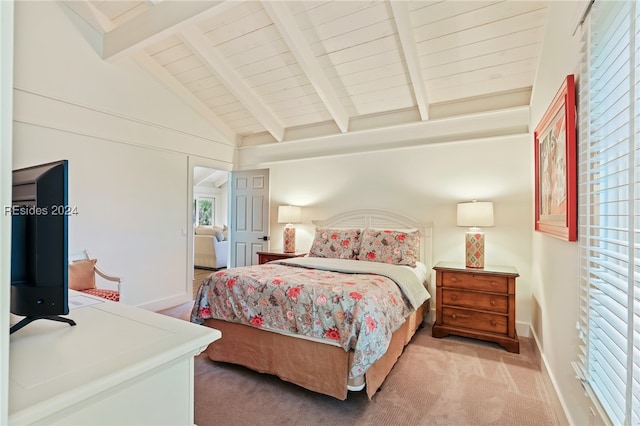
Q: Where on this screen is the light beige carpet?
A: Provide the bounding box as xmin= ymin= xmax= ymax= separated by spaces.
xmin=160 ymin=302 xmax=562 ymax=426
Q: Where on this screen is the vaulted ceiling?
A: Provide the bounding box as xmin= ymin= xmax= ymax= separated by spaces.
xmin=194 ymin=166 xmax=228 ymax=187
xmin=64 ymin=1 xmax=548 ymax=148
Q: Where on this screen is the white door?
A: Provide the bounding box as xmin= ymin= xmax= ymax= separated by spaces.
xmin=228 ymin=169 xmax=270 ymax=267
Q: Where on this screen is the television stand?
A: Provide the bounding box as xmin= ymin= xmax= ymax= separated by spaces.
xmin=10 ymin=315 xmax=76 ymax=334
xmin=9 ymin=292 xmax=221 ymax=425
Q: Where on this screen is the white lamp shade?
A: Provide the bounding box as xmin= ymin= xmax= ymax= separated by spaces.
xmin=278 ymin=205 xmax=302 ymax=224
xmin=457 ymin=201 xmax=494 ymax=227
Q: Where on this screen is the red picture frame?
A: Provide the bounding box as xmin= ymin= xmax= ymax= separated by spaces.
xmin=534 ymin=74 xmax=577 ymax=241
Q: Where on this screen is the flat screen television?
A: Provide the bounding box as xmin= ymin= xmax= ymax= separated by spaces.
xmin=9 ymin=159 xmax=76 ymax=334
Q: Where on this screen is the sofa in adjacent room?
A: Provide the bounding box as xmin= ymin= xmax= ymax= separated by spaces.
xmin=194 ymin=225 xmax=228 ymax=269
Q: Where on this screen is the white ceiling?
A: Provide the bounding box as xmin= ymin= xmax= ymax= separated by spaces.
xmin=65 ymin=0 xmax=548 ymax=148
xmin=193 ymin=166 xmax=228 ymax=187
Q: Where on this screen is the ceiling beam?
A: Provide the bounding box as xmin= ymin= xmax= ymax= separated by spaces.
xmin=63 ymin=0 xmax=116 ymax=34
xmin=237 ymin=106 xmax=530 ymax=167
xmin=132 ymin=50 xmax=236 ymax=144
xmin=179 ymin=28 xmax=285 ymax=142
xmin=102 ymin=1 xmax=231 ymax=61
xmin=213 ymin=172 xmax=229 ymax=188
xmin=390 ymin=1 xmax=430 ymax=121
xmin=262 ymin=1 xmax=350 ymax=133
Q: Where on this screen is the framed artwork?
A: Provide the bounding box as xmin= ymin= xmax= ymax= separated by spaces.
xmin=534 ymin=74 xmax=577 ymax=241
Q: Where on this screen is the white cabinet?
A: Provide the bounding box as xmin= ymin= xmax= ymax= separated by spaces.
xmin=9 ymin=293 xmax=220 ymax=425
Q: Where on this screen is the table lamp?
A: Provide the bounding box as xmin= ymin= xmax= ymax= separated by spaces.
xmin=457 ymin=201 xmax=494 ymax=268
xmin=278 ymin=205 xmax=302 ymax=253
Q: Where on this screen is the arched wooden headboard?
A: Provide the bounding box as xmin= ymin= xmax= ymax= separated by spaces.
xmin=312 ymin=209 xmax=434 ymax=283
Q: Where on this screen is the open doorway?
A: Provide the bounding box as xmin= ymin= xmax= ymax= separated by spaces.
xmin=193 ymin=167 xmax=228 ymax=228
xmin=189 ymin=163 xmax=230 ymax=299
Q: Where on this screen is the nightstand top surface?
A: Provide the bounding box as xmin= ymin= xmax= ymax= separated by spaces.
xmin=434 ymin=261 xmax=518 ymax=276
xmin=256 ymin=250 xmax=308 ymax=256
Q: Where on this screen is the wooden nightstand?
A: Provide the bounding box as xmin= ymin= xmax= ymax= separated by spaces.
xmin=256 ymin=250 xmax=307 ymax=265
xmin=432 ymin=261 xmax=520 ymax=353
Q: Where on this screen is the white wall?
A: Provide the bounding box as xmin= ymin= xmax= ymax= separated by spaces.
xmin=12 ymin=124 xmax=189 ymax=308
xmin=11 ymin=1 xmax=234 ymax=309
xmin=529 ymin=1 xmax=590 ymax=424
xmin=1 ymin=2 xmax=14 ymax=423
xmin=253 ymin=133 xmax=533 ymax=334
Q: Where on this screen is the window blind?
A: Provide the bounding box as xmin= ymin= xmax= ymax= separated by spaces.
xmin=576 ymin=1 xmax=640 ymax=424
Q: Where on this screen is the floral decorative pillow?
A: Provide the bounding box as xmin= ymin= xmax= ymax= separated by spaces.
xmin=309 ymin=228 xmax=361 ymax=259
xmin=357 ymin=229 xmax=421 ymax=267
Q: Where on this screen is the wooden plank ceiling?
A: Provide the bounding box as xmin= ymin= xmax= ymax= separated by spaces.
xmin=66 ymin=1 xmax=548 ymax=147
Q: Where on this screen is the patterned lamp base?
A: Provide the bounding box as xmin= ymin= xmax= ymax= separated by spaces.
xmin=283 ymin=226 xmax=296 ymax=253
xmin=465 ymin=231 xmax=485 ymax=268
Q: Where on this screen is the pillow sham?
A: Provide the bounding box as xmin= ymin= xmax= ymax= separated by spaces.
xmin=357 ymin=228 xmax=421 ymax=267
xmin=309 ymin=228 xmax=361 ymax=259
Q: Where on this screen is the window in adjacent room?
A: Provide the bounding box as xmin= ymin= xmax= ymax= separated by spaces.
xmin=193 ymin=196 xmax=215 ymax=226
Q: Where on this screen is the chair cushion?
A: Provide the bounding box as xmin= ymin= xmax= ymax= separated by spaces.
xmin=81 ymin=288 xmax=120 ymax=302
xmin=68 ymin=259 xmax=97 ymax=291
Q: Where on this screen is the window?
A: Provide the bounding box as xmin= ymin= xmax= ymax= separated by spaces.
xmin=576 ymin=0 xmax=640 ymax=424
xmin=193 ymin=196 xmax=215 ymax=226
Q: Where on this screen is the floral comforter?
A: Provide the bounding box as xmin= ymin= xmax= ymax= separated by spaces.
xmin=191 ymin=257 xmax=430 ymax=379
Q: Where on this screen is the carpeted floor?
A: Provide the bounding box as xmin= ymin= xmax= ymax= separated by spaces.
xmin=159 ymin=302 xmax=563 ymax=426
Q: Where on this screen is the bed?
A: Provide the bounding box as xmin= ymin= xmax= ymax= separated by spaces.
xmin=191 ymin=209 xmax=433 ymax=400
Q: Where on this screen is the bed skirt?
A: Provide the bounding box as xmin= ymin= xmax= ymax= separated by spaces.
xmin=202 ymin=299 xmax=428 ymax=400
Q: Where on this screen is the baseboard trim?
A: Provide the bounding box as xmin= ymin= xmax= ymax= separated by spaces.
xmin=529 ymin=326 xmax=571 ymax=425
xmin=516 ymin=320 xmax=530 ymax=337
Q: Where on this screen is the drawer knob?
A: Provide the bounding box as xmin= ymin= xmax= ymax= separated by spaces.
xmin=490 ymin=320 xmax=497 ymax=327
xmin=451 ymin=314 xmax=458 ymax=320
xmin=450 ymin=277 xmax=458 ymax=282
xmin=490 ymin=299 xmax=496 ymax=306
xmin=450 ymin=294 xmax=458 ymax=301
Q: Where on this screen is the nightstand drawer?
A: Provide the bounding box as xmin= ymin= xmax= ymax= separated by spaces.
xmin=442 ymin=271 xmax=508 ymax=294
xmin=442 ymin=289 xmax=508 ymax=313
xmin=442 ymin=307 xmax=507 ymax=335
xmin=433 ymin=262 xmax=519 ymax=352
